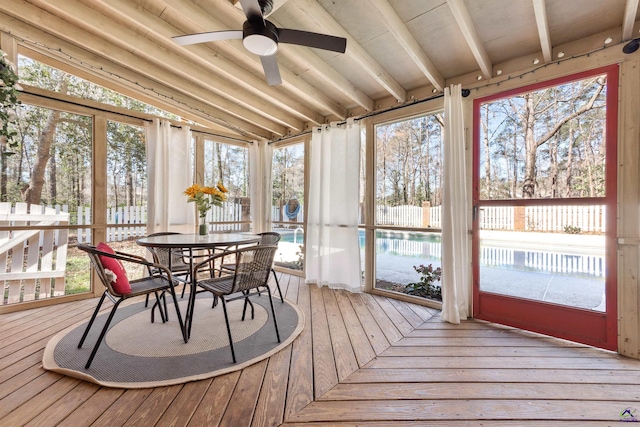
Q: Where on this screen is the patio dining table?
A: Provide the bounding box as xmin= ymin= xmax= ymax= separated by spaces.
xmin=136 ymin=232 xmax=261 ymax=342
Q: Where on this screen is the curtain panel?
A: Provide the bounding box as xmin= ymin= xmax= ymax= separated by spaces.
xmin=145 ymin=119 xmax=194 ymax=234
xmin=249 ymin=141 xmax=273 ymax=234
xmin=305 ymin=119 xmax=362 ymax=292
xmin=441 ymin=85 xmax=471 ymax=324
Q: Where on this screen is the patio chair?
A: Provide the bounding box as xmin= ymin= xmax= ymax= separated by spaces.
xmin=193 ymin=244 xmax=280 ymax=363
xmin=144 ymin=232 xmax=192 ymax=302
xmin=78 ymin=243 xmax=185 ymax=369
xmin=218 ymin=232 xmax=284 ymax=302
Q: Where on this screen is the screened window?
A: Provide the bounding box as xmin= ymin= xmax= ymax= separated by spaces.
xmin=203 ymin=139 xmax=250 ymax=231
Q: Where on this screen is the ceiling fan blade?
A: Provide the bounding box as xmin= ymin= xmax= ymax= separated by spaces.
xmin=239 ymin=0 xmax=264 ymax=22
xmin=277 ymin=28 xmax=347 ymax=53
xmin=260 ymin=54 xmax=282 ymax=86
xmin=173 ymin=30 xmax=242 ymax=46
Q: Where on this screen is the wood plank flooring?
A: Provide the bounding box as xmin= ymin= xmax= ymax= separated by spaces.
xmin=2 ymin=273 xmax=640 ymax=426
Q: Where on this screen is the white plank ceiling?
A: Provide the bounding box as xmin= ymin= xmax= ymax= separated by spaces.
xmin=1 ymin=0 xmax=638 ymax=140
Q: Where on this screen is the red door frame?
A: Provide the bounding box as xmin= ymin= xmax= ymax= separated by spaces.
xmin=472 ymin=65 xmax=619 ymax=351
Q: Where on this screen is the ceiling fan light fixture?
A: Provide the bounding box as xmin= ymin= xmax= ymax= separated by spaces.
xmin=243 ymin=34 xmax=278 ymax=55
xmin=243 ymin=20 xmax=279 ymax=56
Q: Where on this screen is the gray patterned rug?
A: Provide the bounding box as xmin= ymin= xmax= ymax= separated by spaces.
xmin=43 ymin=293 xmax=304 ymax=388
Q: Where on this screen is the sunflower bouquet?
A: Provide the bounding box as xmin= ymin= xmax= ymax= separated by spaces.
xmin=184 ymin=182 xmax=229 ymax=219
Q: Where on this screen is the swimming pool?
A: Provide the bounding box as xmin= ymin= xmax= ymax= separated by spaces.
xmin=277 ymin=228 xmax=604 ymax=279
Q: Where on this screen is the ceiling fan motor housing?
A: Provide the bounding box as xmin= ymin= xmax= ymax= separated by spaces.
xmin=258 ymin=0 xmax=273 ymax=15
xmin=243 ymin=20 xmax=279 ymax=56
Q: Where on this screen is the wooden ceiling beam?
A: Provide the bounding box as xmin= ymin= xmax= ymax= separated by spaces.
xmin=0 ymin=10 xmax=276 ymax=139
xmin=20 ymin=45 xmax=248 ymax=138
xmin=165 ymin=0 xmax=348 ymax=119
xmin=0 ymin=31 xmax=18 ymax=65
xmin=446 ymin=0 xmax=493 ymax=79
xmin=368 ymin=0 xmax=445 ymax=92
xmin=532 ymin=0 xmax=553 ymax=63
xmin=622 ymin=0 xmax=640 ymax=41
xmin=226 ymin=4 xmax=374 ymax=111
xmin=22 ymin=44 xmax=270 ymax=139
xmin=224 ymin=0 xmax=372 ymax=112
xmin=262 ymin=19 xmax=375 ymax=111
xmin=27 ymin=0 xmax=301 ymax=133
xmin=288 ymin=0 xmax=407 ymax=103
xmin=100 ymin=0 xmax=326 ymax=126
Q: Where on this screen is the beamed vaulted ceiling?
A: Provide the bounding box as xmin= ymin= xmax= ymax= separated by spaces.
xmin=1 ymin=0 xmax=639 ymax=141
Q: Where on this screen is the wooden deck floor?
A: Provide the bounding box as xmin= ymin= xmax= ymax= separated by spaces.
xmin=2 ymin=273 xmax=640 ymax=426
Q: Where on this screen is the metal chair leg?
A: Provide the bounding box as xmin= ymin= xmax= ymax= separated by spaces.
xmin=271 ymin=269 xmax=284 ymax=302
xmin=220 ymin=298 xmax=236 ymax=363
xmin=151 ymin=291 xmax=167 ymax=324
xmin=241 ymin=291 xmax=255 ymax=321
xmin=265 ymin=286 xmax=281 ymax=343
xmin=167 ymin=284 xmax=186 ymax=343
xmin=78 ymin=292 xmax=107 ymax=349
xmin=85 ymin=299 xmax=123 ymax=369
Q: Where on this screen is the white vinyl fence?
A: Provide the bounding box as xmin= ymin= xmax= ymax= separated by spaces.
xmin=525 ymin=205 xmax=605 ymax=233
xmin=0 ymin=202 xmax=70 ymax=304
xmin=76 ymin=205 xmax=148 ymax=243
xmin=378 ymin=204 xmax=605 ymax=233
xmin=272 ymin=203 xmax=605 ymax=233
xmin=377 ymin=205 xmax=423 ymax=227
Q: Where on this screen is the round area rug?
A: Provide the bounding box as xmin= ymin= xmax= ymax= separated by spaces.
xmin=43 ymin=293 xmax=304 ymax=388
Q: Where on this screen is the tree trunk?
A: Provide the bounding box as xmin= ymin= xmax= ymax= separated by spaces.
xmin=511 ymin=128 xmax=518 ymax=197
xmin=564 ymin=123 xmax=575 ymax=197
xmin=215 ymin=143 xmax=223 ymax=184
xmin=521 ymin=81 xmax=603 ymax=199
xmin=550 ymin=135 xmax=558 ymax=198
xmin=127 ymin=169 xmax=134 ymax=207
xmin=23 ymin=109 xmax=60 ymax=206
xmin=522 ymin=95 xmax=537 ymax=198
xmin=49 ymin=145 xmax=57 ymax=204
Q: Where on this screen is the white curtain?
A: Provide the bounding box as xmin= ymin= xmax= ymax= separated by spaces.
xmin=305 ymin=119 xmax=362 ymax=292
xmin=145 ymin=119 xmax=194 ymax=234
xmin=441 ymin=85 xmax=471 ymax=324
xmin=249 ymin=140 xmax=273 ymax=233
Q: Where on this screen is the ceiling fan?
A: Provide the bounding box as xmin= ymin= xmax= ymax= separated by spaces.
xmin=172 ymin=0 xmax=347 ymax=86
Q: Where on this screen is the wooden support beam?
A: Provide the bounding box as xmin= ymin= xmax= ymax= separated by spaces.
xmin=288 ymin=0 xmax=407 ymax=103
xmin=101 ymin=0 xmax=326 ymax=126
xmin=21 ymin=46 xmax=244 ymax=137
xmin=532 ymin=0 xmax=553 ymax=63
xmin=26 ymin=0 xmax=300 ymax=133
xmin=0 ymin=31 xmax=18 ymax=65
xmin=447 ymin=0 xmax=493 ymax=79
xmin=0 ymin=3 xmax=285 ymax=139
xmin=0 ymin=13 xmax=272 ymax=139
xmin=368 ymin=0 xmax=445 ymax=92
xmin=622 ymin=0 xmax=640 ymax=41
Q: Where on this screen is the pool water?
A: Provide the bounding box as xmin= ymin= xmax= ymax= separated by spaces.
xmin=277 ymin=228 xmax=604 ymax=280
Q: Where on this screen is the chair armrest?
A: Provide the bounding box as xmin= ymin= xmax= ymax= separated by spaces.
xmin=95 ymin=248 xmax=173 ymax=280
xmin=192 ymin=251 xmax=228 ymax=275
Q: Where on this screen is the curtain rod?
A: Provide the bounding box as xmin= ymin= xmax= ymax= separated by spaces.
xmin=173 ymin=125 xmax=253 ymax=144
xmin=21 ymin=88 xmax=154 ymax=122
xmin=268 ymin=130 xmax=312 ymax=145
xmin=267 ymin=89 xmax=469 ymax=145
